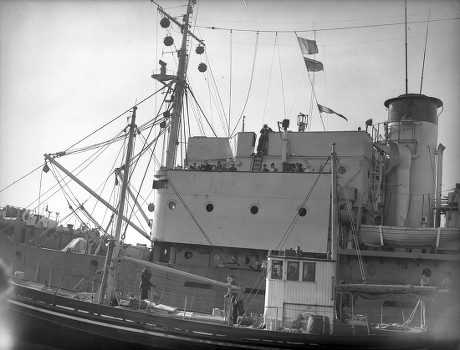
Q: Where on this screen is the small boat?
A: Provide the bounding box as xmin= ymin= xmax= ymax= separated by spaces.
xmin=6 ymin=257 xmax=437 ymax=350
xmin=360 ymin=225 xmax=460 ymax=249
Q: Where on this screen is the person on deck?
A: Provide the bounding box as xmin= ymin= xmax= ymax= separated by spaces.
xmin=201 ymin=160 xmax=212 ymax=171
xmin=213 ymin=160 xmax=224 ymax=172
xmin=261 ymin=163 xmax=269 ymax=172
xmin=188 ymin=161 xmax=198 ymax=170
xmin=224 ymin=275 xmax=245 ymax=325
xmin=139 ymin=267 xmax=155 ymax=300
xmin=256 ymin=124 xmax=272 ymax=155
xmin=270 ymin=162 xmax=278 ymax=172
xmin=421 ymin=268 xmax=432 ymax=286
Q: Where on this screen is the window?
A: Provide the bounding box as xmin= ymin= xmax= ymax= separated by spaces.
xmin=287 ymin=261 xmax=300 ymax=281
xmin=168 ymin=201 xmax=176 ymax=210
xmin=250 ymin=205 xmax=259 ymax=214
xmin=302 ymin=262 xmax=316 ymax=282
xmin=271 ymin=260 xmax=283 ymax=279
xmin=298 ymin=207 xmax=307 ymax=216
xmin=159 ymin=246 xmax=170 ymax=263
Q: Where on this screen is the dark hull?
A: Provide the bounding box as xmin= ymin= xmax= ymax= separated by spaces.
xmin=6 ymin=283 xmax=436 ymax=350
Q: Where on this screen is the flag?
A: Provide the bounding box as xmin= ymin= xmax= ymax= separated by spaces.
xmin=317 ymin=103 xmax=348 ymax=121
xmin=297 ymin=37 xmax=318 ymax=55
xmin=303 ymin=57 xmax=324 ymax=72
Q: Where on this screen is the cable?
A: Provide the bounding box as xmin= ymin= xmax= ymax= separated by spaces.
xmin=196 ymin=17 xmax=460 ymax=34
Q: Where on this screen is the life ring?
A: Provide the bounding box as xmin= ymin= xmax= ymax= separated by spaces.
xmin=80 ymin=223 xmax=89 ymax=233
xmin=22 ymin=211 xmax=31 ymax=222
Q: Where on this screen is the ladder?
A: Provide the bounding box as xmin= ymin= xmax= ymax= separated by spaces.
xmin=252 ymin=155 xmax=263 ymax=172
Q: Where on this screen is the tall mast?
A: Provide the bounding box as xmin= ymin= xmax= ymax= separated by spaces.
xmin=165 ymin=0 xmax=195 ymax=169
xmin=329 ymin=143 xmax=338 ymax=261
xmin=99 ymin=106 xmax=138 ymax=303
xmin=404 ymin=0 xmax=408 ymax=95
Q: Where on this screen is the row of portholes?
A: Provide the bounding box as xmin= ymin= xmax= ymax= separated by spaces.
xmin=168 ymin=200 xmax=307 ymax=216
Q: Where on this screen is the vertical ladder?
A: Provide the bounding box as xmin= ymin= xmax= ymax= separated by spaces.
xmin=252 ymin=155 xmax=263 ymax=172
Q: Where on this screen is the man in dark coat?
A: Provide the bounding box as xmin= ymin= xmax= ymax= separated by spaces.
xmin=139 ymin=267 xmax=155 ymax=300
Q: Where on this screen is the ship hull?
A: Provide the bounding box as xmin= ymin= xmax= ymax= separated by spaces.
xmin=5 ymin=282 xmax=436 ymax=350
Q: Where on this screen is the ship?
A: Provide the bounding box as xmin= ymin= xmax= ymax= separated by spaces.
xmin=1 ymin=0 xmax=459 ymax=348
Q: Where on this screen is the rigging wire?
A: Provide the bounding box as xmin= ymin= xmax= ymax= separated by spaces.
xmin=195 ymin=17 xmax=460 ymax=34
xmin=275 ymin=157 xmax=330 ymax=252
xmin=62 ymin=88 xmax=165 ymax=154
xmin=228 ymin=29 xmax=233 ymax=137
xmin=164 ymin=174 xmax=214 ymax=246
xmin=276 ymin=32 xmax=287 ymax=120
xmin=261 ymin=33 xmax=277 ymax=125
xmin=187 ymin=86 xmax=218 ymax=137
xmin=0 ymin=164 xmax=43 ymax=195
xmin=419 ymin=8 xmax=431 ymax=94
xmin=305 ymin=67 xmax=326 ymax=131
xmin=341 ymin=177 xmax=366 ymax=281
xmin=230 ymin=31 xmax=260 ymax=137
xmin=201 ymin=52 xmax=229 ymax=135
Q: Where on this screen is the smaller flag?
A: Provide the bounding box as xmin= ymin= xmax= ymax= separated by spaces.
xmin=297 ymin=37 xmax=319 ymax=55
xmin=303 ymin=57 xmax=324 ymax=72
xmin=317 ymin=103 xmax=348 ymax=121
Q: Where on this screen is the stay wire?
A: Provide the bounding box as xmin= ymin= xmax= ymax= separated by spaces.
xmin=228 ymin=29 xmax=233 ymax=137
xmin=230 ymin=31 xmax=259 ymax=137
xmin=275 ymin=157 xmax=330 ymax=252
xmin=63 ymin=87 xmax=167 ymax=154
xmin=261 ymin=33 xmax=277 ymax=124
xmin=276 ymin=32 xmax=287 ymax=120
xmin=164 ymin=174 xmax=213 ymax=247
xmin=195 ymin=17 xmax=460 ymax=34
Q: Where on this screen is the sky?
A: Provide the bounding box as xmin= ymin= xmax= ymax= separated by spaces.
xmin=0 ymin=0 xmax=459 ymax=244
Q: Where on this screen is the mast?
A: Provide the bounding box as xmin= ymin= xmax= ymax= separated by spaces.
xmin=404 ymin=0 xmax=408 ymax=95
xmin=165 ymin=0 xmax=195 ymax=169
xmin=330 ymin=143 xmax=338 ymax=261
xmin=99 ymin=107 xmax=138 ymax=303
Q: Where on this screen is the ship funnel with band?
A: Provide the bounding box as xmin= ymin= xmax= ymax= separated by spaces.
xmin=383 ymin=94 xmax=443 ymax=228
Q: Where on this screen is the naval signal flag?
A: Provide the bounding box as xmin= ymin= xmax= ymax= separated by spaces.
xmin=303 ymin=57 xmax=324 ymax=72
xmin=317 ymin=104 xmax=348 ymax=121
xmin=297 ymin=37 xmax=319 ymax=55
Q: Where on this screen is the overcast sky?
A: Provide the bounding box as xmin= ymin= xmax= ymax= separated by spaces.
xmin=1 ymin=0 xmax=459 ymax=242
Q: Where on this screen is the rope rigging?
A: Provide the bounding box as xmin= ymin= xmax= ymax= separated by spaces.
xmin=230 ymin=31 xmax=260 ymax=137
xmin=275 ymin=157 xmax=330 ymax=252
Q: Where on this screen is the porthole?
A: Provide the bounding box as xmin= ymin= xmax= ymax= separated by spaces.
xmin=338 ymin=165 xmax=347 ymax=175
xmin=250 ymin=205 xmax=259 ymax=215
xmin=205 ymin=203 xmax=214 ymax=212
xmin=168 ymin=201 xmax=177 ymax=210
xmin=298 ymin=207 xmax=307 ymax=216
xmin=243 ymin=256 xmax=250 ymax=264
xmin=90 ymin=259 xmax=99 ymax=267
xmin=185 ymin=251 xmax=193 ymax=259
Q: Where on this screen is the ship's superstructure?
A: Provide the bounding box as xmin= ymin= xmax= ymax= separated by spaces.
xmin=148 ymin=92 xmax=459 ymax=325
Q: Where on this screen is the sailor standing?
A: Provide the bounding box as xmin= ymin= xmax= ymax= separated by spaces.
xmin=139 ymin=266 xmax=155 ymax=300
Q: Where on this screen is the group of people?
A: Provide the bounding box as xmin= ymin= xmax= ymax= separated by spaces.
xmin=261 ymin=162 xmax=279 ymax=172
xmin=187 ymin=160 xmax=237 ymax=172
